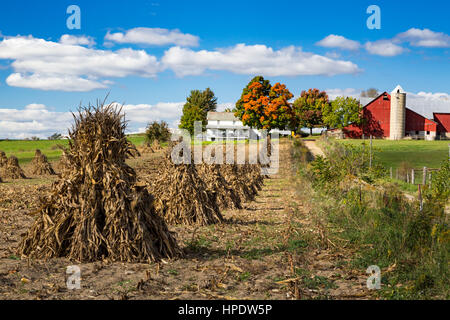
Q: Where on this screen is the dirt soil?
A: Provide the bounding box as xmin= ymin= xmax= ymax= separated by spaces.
xmin=303 ymin=140 xmax=325 ymax=158
xmin=0 ymin=141 xmax=374 ymax=300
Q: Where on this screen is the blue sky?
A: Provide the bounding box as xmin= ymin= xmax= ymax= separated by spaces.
xmin=0 ymin=0 xmax=449 ymax=138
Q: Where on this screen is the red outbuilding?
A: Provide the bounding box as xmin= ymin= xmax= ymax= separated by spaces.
xmin=333 ymin=86 xmax=450 ymax=140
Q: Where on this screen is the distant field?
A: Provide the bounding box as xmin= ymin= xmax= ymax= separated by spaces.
xmin=0 ymin=136 xmax=147 ymax=164
xmin=338 ymin=139 xmax=449 ymax=169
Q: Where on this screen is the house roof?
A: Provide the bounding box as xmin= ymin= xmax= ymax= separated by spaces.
xmin=207 ymin=112 xmax=238 ymax=121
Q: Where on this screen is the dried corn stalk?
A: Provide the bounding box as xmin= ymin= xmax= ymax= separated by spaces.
xmin=18 ymin=102 xmax=181 ymax=262
xmin=221 ymin=163 xmax=257 ymax=202
xmin=196 ymin=162 xmax=242 ymax=210
xmin=140 ymin=143 xmax=155 ymax=154
xmin=150 ymin=147 xmax=223 ymax=226
xmin=151 ymin=139 xmax=162 ymax=151
xmin=31 ymin=149 xmax=56 ymax=175
xmin=0 ymin=156 xmax=26 ymax=179
xmin=0 ymin=151 xmax=7 ymax=167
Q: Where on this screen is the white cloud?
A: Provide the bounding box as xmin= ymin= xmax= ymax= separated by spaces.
xmin=316 ymin=28 xmax=450 ymax=58
xmin=0 ymin=35 xmax=161 ymax=91
xmin=0 ymin=104 xmax=72 ymax=139
xmin=395 ymin=28 xmax=450 ymax=48
xmin=217 ymin=103 xmax=234 ymax=112
xmin=25 ymin=103 xmax=48 ymax=110
xmin=325 ymin=88 xmax=450 ymax=119
xmin=105 ymin=27 xmax=199 ymax=47
xmin=316 ymin=35 xmax=360 ymax=50
xmin=6 ymin=73 xmax=109 ymax=92
xmin=0 ymin=101 xmax=188 ymax=139
xmin=325 ymin=51 xmax=341 ymax=59
xmin=162 ymin=44 xmax=361 ymax=77
xmin=415 ymin=91 xmax=450 ymax=100
xmin=59 ymin=34 xmax=96 ymax=47
xmin=326 ymin=88 xmax=362 ymax=100
xmin=0 ymin=101 xmax=239 ymax=139
xmin=364 ymin=40 xmax=405 ymax=57
xmin=121 ymin=102 xmax=184 ymax=126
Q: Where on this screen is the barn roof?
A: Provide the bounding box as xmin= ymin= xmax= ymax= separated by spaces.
xmin=361 ymin=93 xmax=450 ymax=120
xmin=405 ymin=96 xmax=450 ymax=119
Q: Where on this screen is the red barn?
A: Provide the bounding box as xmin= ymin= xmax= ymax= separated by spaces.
xmin=334 ymin=86 xmax=450 ymax=140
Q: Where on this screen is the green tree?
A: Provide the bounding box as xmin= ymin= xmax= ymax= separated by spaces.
xmin=179 ymin=88 xmax=218 ymax=136
xmin=292 ymin=89 xmax=329 ymax=135
xmin=145 ymin=120 xmax=171 ymax=144
xmin=322 ymin=96 xmax=362 ymax=129
xmin=361 ymin=88 xmax=379 ymax=98
xmin=48 ymin=133 xmax=63 ymax=140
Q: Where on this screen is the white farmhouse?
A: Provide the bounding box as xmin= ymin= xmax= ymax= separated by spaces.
xmin=206 ymin=112 xmax=260 ymax=141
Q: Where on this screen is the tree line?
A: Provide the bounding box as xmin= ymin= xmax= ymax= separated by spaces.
xmin=178 ymin=76 xmax=375 ymax=136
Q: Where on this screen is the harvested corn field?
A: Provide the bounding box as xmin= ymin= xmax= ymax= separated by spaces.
xmin=0 ymin=139 xmax=373 ymax=300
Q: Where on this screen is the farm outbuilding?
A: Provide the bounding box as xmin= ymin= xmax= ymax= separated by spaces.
xmin=332 ymin=85 xmax=450 ymax=140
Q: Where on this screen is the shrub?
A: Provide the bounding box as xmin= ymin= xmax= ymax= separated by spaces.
xmin=145 ymin=121 xmax=171 ymax=145
xmin=293 ymin=138 xmax=449 ymax=299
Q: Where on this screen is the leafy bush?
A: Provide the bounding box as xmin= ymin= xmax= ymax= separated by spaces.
xmin=145 ymin=121 xmax=171 ymax=145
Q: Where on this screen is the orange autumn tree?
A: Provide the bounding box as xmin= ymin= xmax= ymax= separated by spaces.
xmin=235 ymin=76 xmax=293 ymax=132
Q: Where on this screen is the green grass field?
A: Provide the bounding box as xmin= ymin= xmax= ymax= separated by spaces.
xmin=338 ymin=139 xmax=449 ymax=170
xmin=0 ymin=135 xmax=147 ymax=164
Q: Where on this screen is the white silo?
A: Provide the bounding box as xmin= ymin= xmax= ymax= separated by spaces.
xmin=389 ymin=85 xmax=406 ymax=140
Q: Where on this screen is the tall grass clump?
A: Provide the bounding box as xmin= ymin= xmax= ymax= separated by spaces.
xmin=294 ymin=137 xmax=449 ymax=299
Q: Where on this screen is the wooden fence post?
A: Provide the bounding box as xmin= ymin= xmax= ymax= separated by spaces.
xmin=418 ymin=184 xmax=423 ymax=212
xmin=429 ymin=173 xmax=432 ymax=187
xmin=411 ymin=169 xmax=415 ymax=185
xmin=369 ymin=135 xmax=373 ymax=169
xmin=390 ymin=167 xmax=393 ymax=179
xmin=422 ymin=167 xmax=427 ymax=185
xmin=407 ymin=172 xmax=410 ymax=184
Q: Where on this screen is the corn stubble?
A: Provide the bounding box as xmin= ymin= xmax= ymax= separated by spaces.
xmin=18 ymin=103 xmax=181 ymax=262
